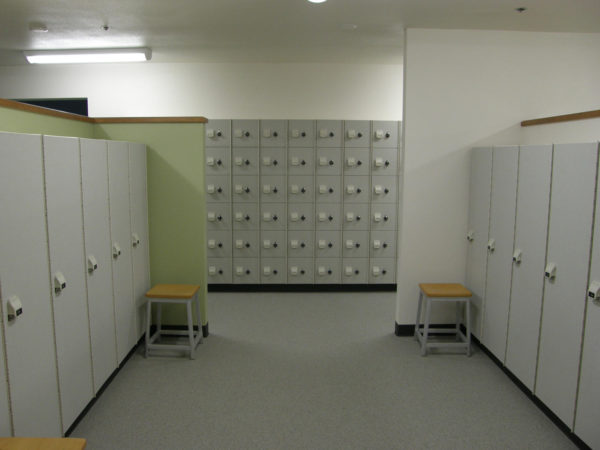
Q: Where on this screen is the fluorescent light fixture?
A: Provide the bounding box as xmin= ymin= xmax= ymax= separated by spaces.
xmin=307 ymin=0 xmax=327 ymax=3
xmin=24 ymin=47 xmax=152 ymax=64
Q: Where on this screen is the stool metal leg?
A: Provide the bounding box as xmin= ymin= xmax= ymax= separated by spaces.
xmin=145 ymin=299 xmax=152 ymax=358
xmin=415 ymin=290 xmax=424 ymax=340
xmin=466 ymin=299 xmax=472 ymax=357
xmin=421 ymin=296 xmax=432 ymax=356
xmin=195 ymin=293 xmax=203 ymax=344
xmin=156 ymin=303 xmax=162 ymax=336
xmin=187 ymin=300 xmax=195 ymax=359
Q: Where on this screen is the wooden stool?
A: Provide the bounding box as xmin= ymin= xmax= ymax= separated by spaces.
xmin=145 ymin=284 xmax=203 ymax=359
xmin=0 ymin=438 xmax=86 ymax=450
xmin=415 ymin=283 xmax=472 ymax=356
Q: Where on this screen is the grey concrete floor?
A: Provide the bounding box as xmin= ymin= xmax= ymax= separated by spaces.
xmin=71 ymin=292 xmax=576 ymax=449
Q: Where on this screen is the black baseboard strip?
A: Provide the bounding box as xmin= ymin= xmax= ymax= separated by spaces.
xmin=209 ymin=284 xmax=397 ymax=292
xmin=447 ymin=330 xmax=590 ymax=450
xmin=65 ymin=335 xmax=144 ymax=436
xmin=394 ymin=322 xmax=458 ymax=336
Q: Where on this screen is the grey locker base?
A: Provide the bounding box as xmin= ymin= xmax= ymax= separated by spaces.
xmin=208 ymin=284 xmax=397 ymax=292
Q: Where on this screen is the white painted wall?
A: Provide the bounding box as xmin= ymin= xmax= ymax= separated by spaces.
xmin=398 ymin=29 xmax=600 ymax=325
xmin=0 ymin=62 xmax=403 ymax=120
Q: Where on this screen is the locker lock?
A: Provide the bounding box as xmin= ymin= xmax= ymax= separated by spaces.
xmin=217 ymin=187 xmax=222 ymax=193
xmin=512 ymin=249 xmax=522 ymax=264
xmin=244 ymin=159 xmax=250 ymax=166
xmin=217 ymin=159 xmax=222 ymax=166
xmin=487 ymin=239 xmax=495 ymax=252
xmin=466 ymin=230 xmax=474 ymax=242
xmin=273 ymin=131 xmax=278 ymax=137
xmin=300 ymin=242 xmax=306 ymax=248
xmin=588 ymin=281 xmax=600 ymax=300
xmin=544 ymin=263 xmax=557 ymax=280
xmin=132 ymin=232 xmax=141 ymax=247
xmin=6 ymin=295 xmax=23 ymax=322
xmin=87 ymin=255 xmax=99 ymax=273
xmin=273 ymin=160 xmax=278 ymax=166
xmin=328 ymin=242 xmax=333 ymax=248
xmin=244 ymin=131 xmax=250 ymax=137
xmin=301 ymin=187 xmax=306 ymax=193
xmin=273 ymin=242 xmax=278 ymax=248
xmin=112 ymin=243 xmax=122 ymax=258
xmin=54 ymin=272 xmax=67 ymax=294
xmin=216 ymin=130 xmax=222 ymax=137
xmin=301 ymin=160 xmax=306 ymax=166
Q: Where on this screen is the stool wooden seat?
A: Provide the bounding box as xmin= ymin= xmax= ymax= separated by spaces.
xmin=0 ymin=437 xmax=86 ymax=450
xmin=415 ymin=283 xmax=472 ymax=356
xmin=145 ymin=284 xmax=203 ymax=359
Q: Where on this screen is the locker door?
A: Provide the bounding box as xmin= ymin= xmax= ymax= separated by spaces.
xmin=0 ymin=132 xmax=61 ymax=436
xmin=0 ymin=284 xmax=11 ymax=435
xmin=43 ymin=135 xmax=94 ymax=433
xmin=465 ymin=147 xmax=492 ymax=339
xmin=575 ymin=142 xmax=600 ymax=449
xmin=505 ymin=145 xmax=552 ymax=391
xmin=129 ymin=142 xmax=151 ymax=339
xmin=536 ymin=142 xmax=598 ymax=428
xmin=482 ymin=146 xmax=518 ymax=361
xmin=108 ymin=141 xmax=136 ymax=364
xmin=80 ymin=138 xmax=118 ymax=394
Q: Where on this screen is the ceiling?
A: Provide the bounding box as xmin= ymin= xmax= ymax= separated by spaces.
xmin=0 ymin=0 xmax=599 ymax=66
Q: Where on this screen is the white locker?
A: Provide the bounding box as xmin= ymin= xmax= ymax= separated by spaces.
xmin=504 ymin=145 xmax=552 ymax=390
xmin=108 ymin=141 xmax=137 ymax=364
xmin=536 ymin=142 xmax=598 ymax=428
xmin=43 ymin=135 xmax=94 ymax=433
xmin=80 ymin=138 xmax=118 ymax=394
xmin=0 ymin=132 xmax=62 ymax=436
xmin=482 ymin=146 xmax=519 ymax=361
xmin=575 ymin=143 xmax=600 ymax=448
xmin=129 ymin=142 xmax=151 ymax=339
xmin=465 ymin=147 xmax=492 ymax=339
xmin=0 ymin=287 xmax=11 ymax=435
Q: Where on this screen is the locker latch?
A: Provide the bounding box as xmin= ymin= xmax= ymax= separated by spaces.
xmin=7 ymin=295 xmax=23 ymax=321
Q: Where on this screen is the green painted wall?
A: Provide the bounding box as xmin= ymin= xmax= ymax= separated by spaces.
xmin=0 ymin=106 xmax=95 ymax=137
xmin=95 ymin=123 xmax=207 ymax=325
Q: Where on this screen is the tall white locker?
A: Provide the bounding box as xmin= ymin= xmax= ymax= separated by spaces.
xmin=108 ymin=141 xmax=136 ymax=363
xmin=482 ymin=146 xmax=519 ymax=360
xmin=574 ymin=142 xmax=600 ymax=448
xmin=504 ymin=145 xmax=552 ymax=390
xmin=536 ymin=142 xmax=598 ymax=427
xmin=80 ymin=138 xmax=118 ymax=393
xmin=0 ymin=301 xmax=11 ymax=435
xmin=43 ymin=135 xmax=94 ymax=433
xmin=0 ymin=132 xmax=62 ymax=436
xmin=129 ymin=142 xmax=151 ymax=339
xmin=465 ymin=147 xmax=492 ymax=339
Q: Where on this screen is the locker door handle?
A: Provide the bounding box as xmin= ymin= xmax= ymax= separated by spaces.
xmin=466 ymin=230 xmax=474 ymax=242
xmin=487 ymin=239 xmax=495 ymax=252
xmin=512 ymin=249 xmax=522 ymax=264
xmin=54 ymin=272 xmax=67 ymax=293
xmin=132 ymin=232 xmax=141 ymax=247
xmin=87 ymin=255 xmax=98 ymax=272
xmin=545 ymin=263 xmax=557 ymax=280
xmin=6 ymin=295 xmax=23 ymax=321
xmin=588 ymin=281 xmax=600 ymax=299
xmin=112 ymin=243 xmax=122 ymax=258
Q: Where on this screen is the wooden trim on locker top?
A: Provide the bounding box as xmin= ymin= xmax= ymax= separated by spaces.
xmin=521 ymin=109 xmax=600 ymax=127
xmin=0 ymin=98 xmax=207 ymax=124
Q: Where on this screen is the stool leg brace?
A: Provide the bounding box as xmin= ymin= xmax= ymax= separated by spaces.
xmin=414 ymin=291 xmax=471 ymax=356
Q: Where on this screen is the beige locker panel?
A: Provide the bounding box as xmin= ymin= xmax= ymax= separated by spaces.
xmin=343 ymin=204 xmax=370 ymax=231
xmin=108 ymin=140 xmax=136 ymax=364
xmin=0 ymin=132 xmax=62 ymax=436
xmin=288 ymin=148 xmax=314 ymax=175
xmin=232 ymin=203 xmax=260 ymax=231
xmin=288 ymin=176 xmax=314 ymax=203
xmin=372 ymin=148 xmax=398 ymax=175
xmin=0 ymin=312 xmax=9 ymax=435
xmin=287 ymin=259 xmax=314 ymax=284
xmin=372 ymin=121 xmax=398 ymax=148
xmin=260 ymin=203 xmax=286 ymax=231
xmin=233 ymin=231 xmax=260 ymax=258
xmin=206 ymin=175 xmax=231 ymax=203
xmin=260 ymin=147 xmax=286 ymax=175
xmin=232 ymin=258 xmax=259 ymax=284
xmin=504 ymin=145 xmax=552 ymax=391
xmin=466 ymin=147 xmax=492 ymax=339
xmin=371 ymin=175 xmax=397 ymax=204
xmin=207 ymin=231 xmax=232 ymax=258
xmin=288 ymin=120 xmax=315 ymax=147
xmin=260 ymin=258 xmax=287 ymax=284
xmin=232 ymin=147 xmax=259 ymax=175
xmin=343 ymin=148 xmax=369 ymax=175
xmin=342 ymin=231 xmax=369 ymax=258
xmin=370 ymin=231 xmax=396 ymax=258
xmin=315 ymin=258 xmax=341 ymax=284
xmin=43 ymin=135 xmax=93 ymax=433
xmin=232 ymin=175 xmax=259 ymax=203
xmin=344 ymin=120 xmax=370 ymax=148
xmin=315 ymin=231 xmax=342 ymax=258
xmin=342 ymin=258 xmax=369 ymax=284
xmin=260 ymin=176 xmax=286 ymax=203
xmin=315 ymin=176 xmax=341 ymax=204
xmin=482 ymin=146 xmax=518 ymax=362
xmin=316 ymin=148 xmax=342 ymax=175
xmin=232 ymin=120 xmax=259 ymax=147
xmin=206 ymin=204 xmax=232 ymax=231
xmin=369 ymin=258 xmax=396 ymax=284
xmin=343 ymin=176 xmax=370 ymax=204
xmin=315 ymin=204 xmax=342 ymax=231
xmin=129 ymin=142 xmax=151 ymax=339
xmin=260 ymin=120 xmax=287 ymax=147
xmin=206 ymin=147 xmax=230 ymax=175
xmin=80 ymin=138 xmax=118 ymax=394
xmin=260 ymin=230 xmax=286 ymax=258
xmin=536 ymin=142 xmax=598 ymax=428
xmin=207 ymin=258 xmax=232 ymax=284
xmin=288 ymin=231 xmax=315 ymax=258
xmin=316 ymin=120 xmax=342 ymax=148
xmin=575 ymin=146 xmax=600 ymax=449
xmin=288 ymin=204 xmax=314 ymax=231
xmin=206 ymin=119 xmax=231 ymax=147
